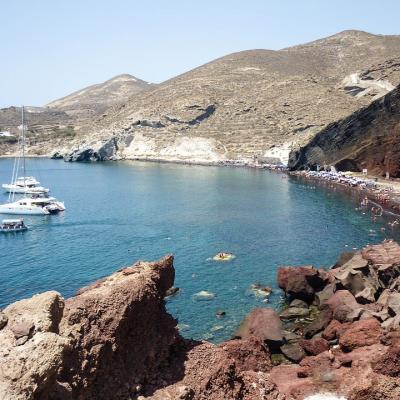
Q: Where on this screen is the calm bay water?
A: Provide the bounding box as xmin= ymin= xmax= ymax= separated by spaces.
xmin=0 ymin=158 xmax=398 ymax=342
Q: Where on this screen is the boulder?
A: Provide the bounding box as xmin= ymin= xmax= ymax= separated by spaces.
xmin=315 ymin=283 xmax=335 ymax=308
xmin=322 ymin=320 xmax=349 ymax=341
xmin=325 ymin=290 xmax=360 ymax=322
xmin=278 ymin=266 xmax=326 ymax=301
xmin=0 ymin=291 xmax=69 ymax=400
xmin=282 ymin=330 xmax=302 ymax=344
xmin=300 ymin=338 xmax=329 ymax=356
xmin=280 ymin=343 xmax=306 ymax=363
xmin=3 ymin=291 xmax=64 ymax=335
xmin=333 ymin=251 xmax=355 ymax=269
xmin=280 ymin=306 xmax=310 ymax=320
xmin=220 ymin=336 xmax=273 ymax=372
xmin=339 ymin=318 xmax=382 ymax=352
xmin=0 ymin=311 xmax=8 ymax=330
xmin=235 ymin=308 xmax=283 ymax=346
xmin=303 ymin=307 xmax=333 ymax=338
xmin=290 ymin=299 xmax=309 ymax=308
xmin=387 ymin=291 xmax=400 ymax=316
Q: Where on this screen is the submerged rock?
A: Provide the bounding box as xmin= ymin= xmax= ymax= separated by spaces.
xmin=250 ymin=283 xmax=273 ymax=299
xmin=192 ymin=290 xmax=215 ymax=301
xmin=165 ymin=286 xmax=180 ymax=297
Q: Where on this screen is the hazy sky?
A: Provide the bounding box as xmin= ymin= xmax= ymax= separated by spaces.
xmin=1 ymin=0 xmax=399 ymax=108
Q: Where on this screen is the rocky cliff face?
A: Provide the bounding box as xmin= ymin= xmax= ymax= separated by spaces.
xmin=56 ymin=31 xmax=400 ymax=164
xmin=288 ymin=83 xmax=400 ymax=176
xmin=0 ymin=256 xmax=177 ymax=400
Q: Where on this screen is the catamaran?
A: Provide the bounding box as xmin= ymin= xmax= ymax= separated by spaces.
xmin=0 ymin=196 xmax=65 ymax=215
xmin=2 ymin=178 xmax=49 ymax=194
xmin=0 ymin=106 xmax=66 ymax=215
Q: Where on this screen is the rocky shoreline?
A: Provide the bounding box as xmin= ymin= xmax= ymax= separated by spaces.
xmin=290 ymin=169 xmax=400 ymax=219
xmin=1 ymin=241 xmax=400 ymax=399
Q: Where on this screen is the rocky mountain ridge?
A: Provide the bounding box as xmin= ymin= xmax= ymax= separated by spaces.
xmin=2 ymin=241 xmax=400 ymax=399
xmin=2 ymin=30 xmax=400 ymax=165
xmin=55 ymin=30 xmax=400 ymax=164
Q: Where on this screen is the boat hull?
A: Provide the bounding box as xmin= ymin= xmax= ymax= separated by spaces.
xmin=0 ymin=206 xmax=49 ymax=215
xmin=2 ymin=184 xmax=49 ymax=194
xmin=0 ymin=226 xmax=28 ymax=233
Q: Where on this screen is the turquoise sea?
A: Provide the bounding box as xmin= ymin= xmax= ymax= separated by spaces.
xmin=0 ymin=159 xmax=398 ymax=342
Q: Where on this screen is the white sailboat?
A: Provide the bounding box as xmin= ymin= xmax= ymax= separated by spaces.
xmin=1 ymin=115 xmax=49 ymax=194
xmin=0 ymin=107 xmax=66 ymax=215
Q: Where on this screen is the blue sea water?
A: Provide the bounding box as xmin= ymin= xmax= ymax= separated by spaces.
xmin=0 ymin=158 xmax=398 ymax=342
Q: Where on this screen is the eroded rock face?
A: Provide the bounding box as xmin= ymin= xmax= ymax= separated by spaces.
xmin=0 ymin=292 xmax=69 ymax=400
xmin=289 ymin=84 xmax=400 ymax=177
xmin=55 ymin=256 xmax=177 ymax=400
xmin=0 ymin=256 xmax=177 ymax=400
xmin=141 ymin=337 xmax=281 ymax=400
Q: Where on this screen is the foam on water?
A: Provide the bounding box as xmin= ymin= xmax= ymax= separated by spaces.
xmin=305 ymin=394 xmax=346 ymax=400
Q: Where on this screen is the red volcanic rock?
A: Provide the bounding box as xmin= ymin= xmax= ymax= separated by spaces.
xmin=361 ymin=240 xmax=400 ymax=266
xmin=56 ymin=255 xmax=177 ymax=400
xmin=300 ymin=338 xmax=329 ymax=356
xmin=144 ymin=339 xmax=281 ymax=400
xmin=326 ymin=290 xmax=360 ymax=322
xmin=0 ymin=291 xmax=68 ymax=399
xmin=339 ymin=318 xmax=382 ymax=352
xmin=235 ymin=308 xmax=283 ymax=344
xmin=220 ymin=336 xmax=273 ymax=372
xmin=350 ymin=376 xmax=400 ymax=400
xmin=372 ymin=342 xmax=400 ymax=377
xmin=303 ymin=307 xmax=333 ymax=338
xmin=322 ymin=320 xmax=350 ymax=341
xmin=277 ymin=266 xmax=326 ymax=301
xmin=281 ymin=343 xmax=306 ymax=362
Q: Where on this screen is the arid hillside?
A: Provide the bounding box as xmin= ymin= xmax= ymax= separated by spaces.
xmin=58 ymin=30 xmax=400 ymax=163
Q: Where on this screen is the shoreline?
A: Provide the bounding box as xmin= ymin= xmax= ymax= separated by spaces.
xmin=2 ymin=153 xmax=400 ymax=219
xmin=290 ymin=170 xmax=400 ymax=219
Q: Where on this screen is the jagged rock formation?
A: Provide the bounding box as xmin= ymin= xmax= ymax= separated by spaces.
xmin=288 ymin=84 xmax=400 ymax=176
xmin=0 ymin=256 xmax=177 ymax=400
xmin=47 ymin=74 xmax=152 ymax=119
xmin=2 ymin=241 xmax=400 ymax=399
xmin=57 ymin=30 xmax=400 ymax=164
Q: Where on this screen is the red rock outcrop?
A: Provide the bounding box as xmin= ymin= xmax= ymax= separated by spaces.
xmin=0 ymin=256 xmax=178 ymax=400
xmin=3 ymin=240 xmax=400 ymax=400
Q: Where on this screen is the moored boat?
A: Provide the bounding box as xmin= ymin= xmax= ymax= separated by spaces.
xmin=2 ymin=182 xmax=49 ymax=194
xmin=0 ymin=219 xmax=28 ymax=233
xmin=0 ymin=198 xmax=51 ymax=215
xmin=0 ymin=106 xmax=65 ymax=215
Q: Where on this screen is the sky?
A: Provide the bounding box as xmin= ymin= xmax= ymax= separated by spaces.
xmin=1 ymin=0 xmax=400 ymax=108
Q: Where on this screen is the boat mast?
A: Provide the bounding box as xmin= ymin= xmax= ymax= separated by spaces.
xmin=22 ymin=106 xmax=26 ymax=187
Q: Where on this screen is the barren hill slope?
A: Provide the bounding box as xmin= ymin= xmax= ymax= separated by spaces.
xmin=47 ymin=74 xmax=152 ymax=118
xmin=61 ymin=30 xmax=400 ymax=163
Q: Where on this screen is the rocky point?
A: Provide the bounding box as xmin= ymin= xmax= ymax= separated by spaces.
xmin=1 ymin=241 xmax=400 ymax=399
